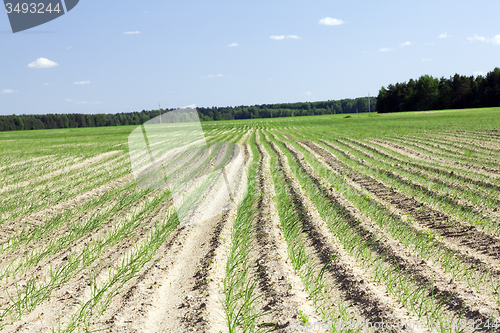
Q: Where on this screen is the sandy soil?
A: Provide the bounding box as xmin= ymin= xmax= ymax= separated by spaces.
xmin=293 ymin=139 xmax=500 ymax=324
xmin=266 ymin=134 xmax=428 ymax=332
xmin=310 ymin=139 xmax=500 ymax=273
xmin=2 ymin=128 xmax=499 ymax=332
xmin=0 ymin=151 xmax=122 ymax=195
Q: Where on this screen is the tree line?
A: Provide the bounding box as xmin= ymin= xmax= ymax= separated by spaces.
xmin=0 ymin=111 xmax=162 ymax=132
xmin=197 ymin=97 xmax=375 ymax=121
xmin=376 ymin=67 xmax=500 ymax=113
xmin=0 ymin=97 xmax=375 ymax=131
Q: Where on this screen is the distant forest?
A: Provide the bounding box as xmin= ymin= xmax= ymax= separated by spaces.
xmin=0 ymin=97 xmax=374 ymax=131
xmin=376 ymin=67 xmax=500 ymax=113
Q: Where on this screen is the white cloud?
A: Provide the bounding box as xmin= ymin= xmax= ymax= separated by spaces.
xmin=438 ymin=33 xmax=450 ymax=38
xmin=1 ymin=89 xmax=17 ymax=94
xmin=421 ymin=58 xmax=432 ymax=62
xmin=124 ymin=31 xmax=140 ymax=35
xmin=201 ymin=74 xmax=224 ymax=79
xmin=319 ymin=17 xmax=345 ymax=26
xmin=467 ymin=34 xmax=500 ymax=45
xmin=66 ymin=98 xmax=100 ymax=104
xmin=304 ymin=92 xmax=312 ymax=96
xmin=227 ymin=42 xmax=239 ymax=47
xmin=181 ymin=104 xmax=196 ymax=109
xmin=43 ymin=83 xmax=50 ymax=86
xmin=270 ymin=35 xmax=300 ymax=40
xmin=28 ymin=58 xmax=58 ymax=68
xmin=467 ymin=34 xmax=486 ymax=42
xmin=490 ymin=35 xmax=500 ymax=45
xmin=74 ymin=81 xmax=90 ymax=85
xmin=473 ymin=71 xmax=485 ymax=76
xmin=378 ymin=48 xmax=393 ymax=52
xmin=400 ymin=41 xmax=411 ymax=47
xmin=76 ymin=101 xmax=101 ymax=104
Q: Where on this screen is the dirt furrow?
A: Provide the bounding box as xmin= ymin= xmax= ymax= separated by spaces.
xmin=337 ymin=137 xmax=475 ymax=206
xmin=349 ymin=138 xmax=500 ymax=203
xmin=93 ymin=213 xmax=229 ymax=333
xmin=433 ymin=134 xmax=500 ymax=152
xmin=0 ymin=151 xmax=122 ymax=195
xmin=303 ymin=140 xmax=500 ymax=276
xmin=94 ymin=140 xmax=251 ymax=333
xmin=321 ymin=140 xmax=500 ymax=254
xmin=443 ymin=132 xmax=500 ymax=148
xmin=466 ymin=130 xmax=500 ymax=140
xmin=333 ymin=138 xmax=500 ymax=228
xmin=373 ymin=138 xmax=500 ymax=178
xmin=405 ymin=136 xmax=500 ymax=168
xmin=408 ymin=135 xmax=496 ymax=157
xmin=206 ymin=136 xmax=253 ymax=333
xmin=421 ymin=135 xmax=500 ymax=159
xmin=390 ymin=136 xmax=500 ymax=173
xmin=0 ymin=186 xmax=149 ymax=285
xmin=236 ymin=129 xmax=252 ymax=146
xmin=1 ymin=197 xmax=172 ymax=332
xmin=265 ymin=134 xmax=419 ymax=331
xmin=0 ymin=174 xmax=134 ymax=249
xmin=0 ymin=156 xmax=76 ymax=186
xmin=0 ymin=154 xmax=131 ymax=222
xmin=254 ymin=134 xmax=320 ymax=331
xmin=368 ymin=138 xmax=500 ymax=192
xmin=0 ymin=156 xmax=54 ymax=173
xmin=281 ymin=139 xmax=500 ymax=324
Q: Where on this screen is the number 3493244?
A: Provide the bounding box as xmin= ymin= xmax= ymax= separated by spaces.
xmin=5 ymin=3 xmax=62 ymax=14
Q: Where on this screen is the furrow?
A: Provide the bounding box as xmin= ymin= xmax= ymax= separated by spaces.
xmin=349 ymin=138 xmax=500 ymax=203
xmin=253 ymin=133 xmax=320 ymax=331
xmin=279 ymin=138 xmax=500 ymax=326
xmin=99 ymin=141 xmax=250 ymax=333
xmin=373 ymin=138 xmax=500 ymax=179
xmin=333 ymin=137 xmax=500 ymax=234
xmin=264 ymin=133 xmax=416 ymax=331
xmin=0 ymin=156 xmax=76 ymax=186
xmin=0 ymin=193 xmax=171 ymax=331
xmin=390 ymin=136 xmax=500 ymax=174
xmin=0 ymin=186 xmax=149 ymax=282
xmin=369 ymin=138 xmax=500 ymax=192
xmin=0 ymin=156 xmax=54 ymax=173
xmin=433 ymin=134 xmax=500 ymax=152
xmin=0 ymin=151 xmax=122 ymax=195
xmin=97 ymin=212 xmax=229 ymax=333
xmin=303 ymin=140 xmax=500 ymax=279
xmin=0 ymin=155 xmax=131 ymax=222
xmin=0 ymin=174 xmax=134 ymax=253
xmin=420 ymin=135 xmax=500 ymax=160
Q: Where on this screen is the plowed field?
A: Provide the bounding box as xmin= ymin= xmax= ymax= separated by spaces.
xmin=1 ymin=108 xmax=500 ymax=332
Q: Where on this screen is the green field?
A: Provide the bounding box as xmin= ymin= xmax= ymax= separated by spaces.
xmin=1 ymin=107 xmax=500 ymax=332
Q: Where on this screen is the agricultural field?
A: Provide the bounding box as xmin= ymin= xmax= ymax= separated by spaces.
xmin=0 ymin=107 xmax=500 ymax=332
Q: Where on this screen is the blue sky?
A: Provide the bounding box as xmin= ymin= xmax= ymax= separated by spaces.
xmin=1 ymin=0 xmax=500 ymax=115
